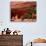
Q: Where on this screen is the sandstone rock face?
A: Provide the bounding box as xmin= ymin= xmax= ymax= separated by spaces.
xmin=33 ymin=38 xmax=46 ymax=43
xmin=11 ymin=2 xmax=36 ymax=9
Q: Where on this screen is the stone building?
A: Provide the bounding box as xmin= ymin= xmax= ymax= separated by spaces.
xmin=0 ymin=28 xmax=23 ymax=46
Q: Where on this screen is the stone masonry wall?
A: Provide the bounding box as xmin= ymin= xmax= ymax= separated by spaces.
xmin=0 ymin=35 xmax=23 ymax=46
